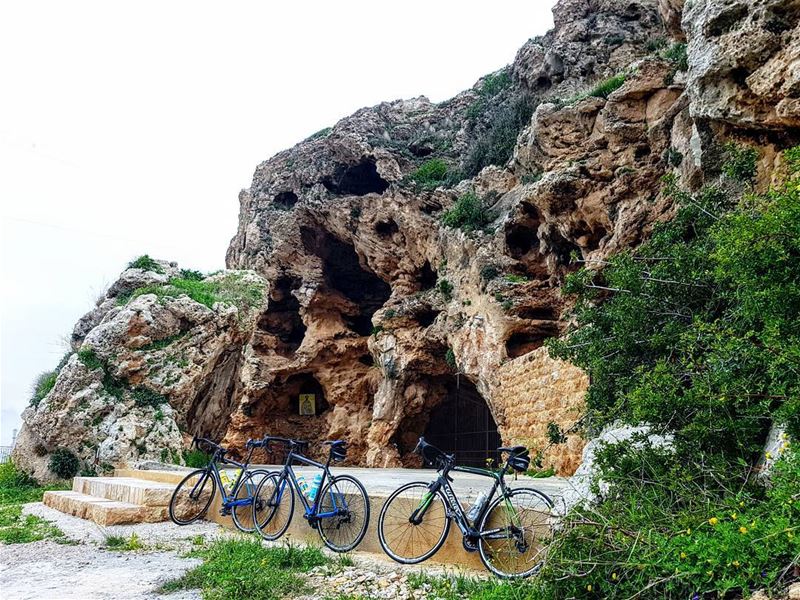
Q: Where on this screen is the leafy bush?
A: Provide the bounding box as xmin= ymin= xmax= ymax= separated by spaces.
xmin=589 ymin=74 xmax=626 ymax=99
xmin=410 ymin=158 xmax=449 ymax=189
xmin=29 ymin=371 xmax=57 ymax=407
xmin=48 ymin=448 xmax=80 ymax=480
xmin=463 ymin=95 xmax=535 ymax=177
xmin=445 ymin=348 xmax=457 ymax=370
xmin=128 ymin=273 xmax=263 ymax=313
xmin=179 ymin=268 xmax=205 ymax=281
xmin=662 ymin=42 xmax=689 ymax=71
xmin=131 ymin=387 xmax=167 ymax=408
xmin=0 ymin=461 xmax=67 ymax=505
xmin=437 ymin=279 xmax=454 ymax=301
xmin=127 ymin=255 xmax=164 ymax=273
xmin=77 ymin=348 xmax=103 ymax=371
xmin=441 ymin=192 xmax=494 ymax=232
xmin=182 ymin=449 xmax=211 ymax=468
xmin=541 ymin=146 xmax=800 ymax=598
xmin=160 ymin=538 xmax=329 ymax=600
xmin=722 ymin=142 xmax=758 ymax=182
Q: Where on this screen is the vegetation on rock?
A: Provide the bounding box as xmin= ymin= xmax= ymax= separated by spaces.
xmin=48 ymin=448 xmax=80 ymax=480
xmin=441 ymin=192 xmax=494 ymax=232
xmin=127 ymin=254 xmax=164 ymax=273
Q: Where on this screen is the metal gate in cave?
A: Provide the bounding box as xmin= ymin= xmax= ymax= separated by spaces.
xmin=423 ymin=376 xmax=501 ymax=468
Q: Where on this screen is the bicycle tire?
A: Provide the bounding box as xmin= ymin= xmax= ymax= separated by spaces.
xmin=377 ymin=481 xmax=451 ymax=564
xmin=253 ymin=472 xmax=295 ymax=541
xmin=477 ymin=487 xmax=553 ymax=578
xmin=316 ymin=474 xmax=370 ymax=553
xmin=231 ymin=469 xmax=270 ymax=533
xmin=169 ymin=468 xmax=216 ymax=526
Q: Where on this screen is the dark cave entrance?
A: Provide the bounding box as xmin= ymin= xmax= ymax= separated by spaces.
xmin=505 ymin=203 xmax=548 ymax=278
xmin=255 ymin=275 xmax=306 ymax=357
xmin=422 ymin=377 xmax=501 ymax=468
xmin=301 ymin=225 xmax=391 ymax=336
xmin=322 ymin=159 xmax=389 ymax=196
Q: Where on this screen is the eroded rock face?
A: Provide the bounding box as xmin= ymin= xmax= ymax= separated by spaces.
xmin=684 ymin=0 xmax=800 ymax=129
xmin=13 ymin=264 xmax=264 ymax=482
xmin=17 ymin=0 xmax=800 ymax=479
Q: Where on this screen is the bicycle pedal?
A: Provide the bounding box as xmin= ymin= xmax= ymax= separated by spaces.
xmin=462 ymin=538 xmax=478 ymax=553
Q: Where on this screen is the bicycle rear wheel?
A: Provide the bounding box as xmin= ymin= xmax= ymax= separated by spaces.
xmin=169 ymin=469 xmax=216 ymax=525
xmin=477 ymin=487 xmax=553 ymax=578
xmin=316 ymin=475 xmax=370 ymax=552
xmin=253 ymin=472 xmax=295 ymax=541
xmin=231 ymin=470 xmax=269 ymax=533
xmin=377 ymin=482 xmax=450 ymax=564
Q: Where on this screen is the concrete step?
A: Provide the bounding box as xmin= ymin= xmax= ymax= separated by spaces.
xmin=72 ymin=476 xmax=174 ymax=507
xmin=43 ymin=491 xmax=168 ymax=526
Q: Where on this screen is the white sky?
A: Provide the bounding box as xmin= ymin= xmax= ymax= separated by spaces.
xmin=0 ymin=1 xmax=556 ymax=446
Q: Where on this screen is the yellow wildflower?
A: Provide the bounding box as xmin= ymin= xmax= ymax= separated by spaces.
xmin=730 ymin=513 xmax=737 ymax=520
xmin=587 ymin=584 xmax=593 ymax=592
xmin=765 ymin=451 xmax=773 ymax=460
xmin=739 ymin=526 xmax=748 ymax=534
xmin=611 ymin=572 xmax=618 ymax=581
xmin=687 ymin=528 xmax=692 ymax=534
xmin=733 ymin=561 xmax=740 ymax=567
xmin=680 ymin=552 xmax=687 ymax=559
xmin=739 ymin=501 xmax=745 ymax=508
xmin=708 ymin=517 xmax=719 ymax=526
xmin=706 ymin=571 xmax=714 ymax=578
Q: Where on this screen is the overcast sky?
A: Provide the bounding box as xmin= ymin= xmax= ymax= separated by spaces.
xmin=0 ymin=1 xmax=556 ymax=446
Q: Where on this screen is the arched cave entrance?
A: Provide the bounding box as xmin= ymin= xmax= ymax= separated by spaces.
xmin=301 ymin=225 xmax=391 ymax=336
xmin=422 ymin=377 xmax=501 ymax=468
xmin=254 ymin=275 xmax=306 ymax=357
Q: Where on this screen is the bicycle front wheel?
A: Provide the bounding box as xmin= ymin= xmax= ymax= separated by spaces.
xmin=316 ymin=475 xmax=370 ymax=552
xmin=377 ymin=482 xmax=450 ymax=564
xmin=169 ymin=468 xmax=216 ymax=525
xmin=253 ymin=472 xmax=294 ymax=541
xmin=231 ymin=470 xmax=269 ymax=533
xmin=477 ymin=487 xmax=553 ymax=578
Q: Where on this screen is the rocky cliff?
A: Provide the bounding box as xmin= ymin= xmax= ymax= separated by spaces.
xmin=15 ymin=0 xmax=800 ymax=480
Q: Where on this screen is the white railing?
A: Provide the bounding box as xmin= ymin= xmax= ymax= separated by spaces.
xmin=0 ymin=446 xmax=13 ymax=463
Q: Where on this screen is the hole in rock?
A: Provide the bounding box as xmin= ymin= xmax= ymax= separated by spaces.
xmin=409 ymin=142 xmax=434 ymax=158
xmin=358 ymin=354 xmax=375 ymax=367
xmin=516 ymin=305 xmax=559 ymax=320
xmin=505 ymin=323 xmax=560 ymax=359
xmin=415 ymin=308 xmax=440 ymax=328
xmin=417 ymin=260 xmax=437 ymax=291
xmin=634 ymin=144 xmax=651 ymax=159
xmin=549 ymin=231 xmax=582 ymax=268
xmin=256 ymin=275 xmax=306 ymax=357
xmin=622 ymin=3 xmax=641 ymax=21
xmin=273 ymin=191 xmax=298 ymax=210
xmin=731 ymin=67 xmax=750 ymax=87
xmin=506 ymin=203 xmax=547 ymax=277
xmin=375 ymin=218 xmax=398 ymax=237
xmin=535 ymin=76 xmax=552 ymax=91
xmin=573 ymin=221 xmax=607 ymax=252
xmin=322 ymin=159 xmax=389 ymax=196
xmin=422 ymin=377 xmax=501 ymax=468
xmin=707 ymin=5 xmax=748 ymax=37
xmin=301 ymin=225 xmax=391 ymax=336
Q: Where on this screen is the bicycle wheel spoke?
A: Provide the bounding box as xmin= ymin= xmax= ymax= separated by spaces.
xmin=169 ymin=470 xmax=215 ymax=525
xmin=478 ymin=488 xmax=552 ymax=578
xmin=317 ymin=476 xmax=370 ymax=552
xmin=254 ymin=474 xmax=294 ymax=540
xmin=378 ymin=483 xmax=449 ymax=564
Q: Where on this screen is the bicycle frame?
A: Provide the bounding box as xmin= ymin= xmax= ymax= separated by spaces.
xmin=270 ymin=448 xmax=347 ymax=522
xmin=415 ymin=464 xmax=518 ymax=541
xmin=190 ymin=449 xmax=256 ymax=510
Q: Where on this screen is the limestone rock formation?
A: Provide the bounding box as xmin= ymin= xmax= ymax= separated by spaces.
xmin=13 ymin=262 xmax=264 ymax=482
xmin=15 ymin=0 xmax=800 ymax=480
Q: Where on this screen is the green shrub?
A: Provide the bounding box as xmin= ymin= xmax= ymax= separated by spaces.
xmin=463 ymin=95 xmax=535 ymax=176
xmin=441 ymin=192 xmax=494 ymax=232
xmin=479 ymin=70 xmax=512 ymax=97
xmin=77 ymin=348 xmax=103 ymax=371
xmin=160 ymin=538 xmax=329 ymax=600
xmin=131 ymin=387 xmax=167 ymax=408
xmin=662 ymin=42 xmax=689 ymax=71
xmin=437 ymin=279 xmax=454 ymax=301
xmin=105 ymin=532 xmax=143 ymax=551
xmin=179 ymin=268 xmax=204 ymax=281
xmin=29 ymin=371 xmax=57 ymax=407
xmin=589 ymin=73 xmax=626 ymax=99
xmin=0 ymin=507 xmax=66 ymax=544
xmin=646 ymin=37 xmax=668 ymax=52
xmin=48 ymin=448 xmax=80 ymax=480
xmin=722 ymin=142 xmax=758 ymax=182
xmin=504 ymin=273 xmax=528 ymax=284
xmin=128 ymin=273 xmax=263 ymax=313
xmin=0 ymin=461 xmax=68 ymax=505
xmin=445 ymin=348 xmax=457 ymax=370
xmin=127 ymin=255 xmax=164 ymax=273
xmin=480 ymin=265 xmax=500 ymax=282
xmin=409 ymin=158 xmax=449 ymax=189
xmin=182 ymin=449 xmax=211 ymax=468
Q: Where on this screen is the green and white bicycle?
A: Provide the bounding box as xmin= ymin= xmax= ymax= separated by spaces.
xmin=377 ymin=437 xmax=553 ymax=578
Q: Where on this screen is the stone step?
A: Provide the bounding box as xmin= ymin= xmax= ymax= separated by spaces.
xmin=43 ymin=491 xmax=168 ymax=526
xmin=72 ymin=476 xmax=175 ymax=507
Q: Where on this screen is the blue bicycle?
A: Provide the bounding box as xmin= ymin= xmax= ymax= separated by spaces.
xmin=252 ymin=437 xmax=370 ymax=552
xmin=168 ymin=436 xmax=269 ymax=533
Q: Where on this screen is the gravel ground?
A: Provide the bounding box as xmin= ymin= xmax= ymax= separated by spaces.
xmin=1 ymin=503 xmax=484 ymax=600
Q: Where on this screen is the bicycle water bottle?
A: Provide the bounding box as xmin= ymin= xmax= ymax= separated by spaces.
xmin=467 ymin=489 xmax=491 ymax=522
xmin=307 ymin=474 xmax=323 ymax=502
xmin=297 ymin=476 xmax=309 ymax=498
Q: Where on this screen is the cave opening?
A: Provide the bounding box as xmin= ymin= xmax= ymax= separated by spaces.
xmin=505 ymin=322 xmax=561 ymax=359
xmin=322 ymin=159 xmax=390 ymax=196
xmin=301 ymin=225 xmax=391 ymax=336
xmin=255 ymin=275 xmax=306 ymax=357
xmin=417 ymin=260 xmax=437 ymax=291
xmin=506 ymin=203 xmax=548 ymax=277
xmin=392 ymin=376 xmax=501 ymax=468
xmin=375 ymin=218 xmax=398 ymax=237
xmin=274 ymin=191 xmax=298 ymax=210
xmin=415 ymin=308 xmax=440 ymax=328
xmin=422 ymin=377 xmax=501 ymax=468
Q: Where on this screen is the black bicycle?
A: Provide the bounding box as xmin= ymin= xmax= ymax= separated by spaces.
xmin=168 ymin=436 xmax=269 ymax=532
xmin=377 ymin=437 xmax=553 ymax=578
xmin=251 ymin=437 xmax=370 ymax=553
